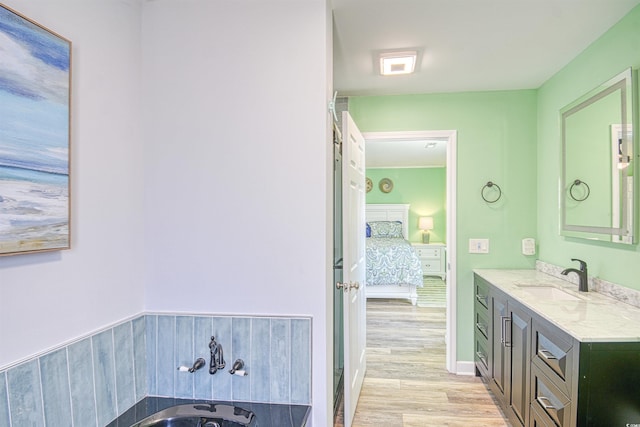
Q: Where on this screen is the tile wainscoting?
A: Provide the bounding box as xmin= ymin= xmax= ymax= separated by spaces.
xmin=0 ymin=314 xmax=311 ymax=426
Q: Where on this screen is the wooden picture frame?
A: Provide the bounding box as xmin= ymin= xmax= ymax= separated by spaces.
xmin=0 ymin=4 xmax=72 ymax=255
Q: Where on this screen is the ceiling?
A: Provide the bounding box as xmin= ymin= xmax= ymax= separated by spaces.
xmin=332 ymin=0 xmax=640 ymax=167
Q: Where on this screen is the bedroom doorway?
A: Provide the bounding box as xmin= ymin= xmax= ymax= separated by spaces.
xmin=362 ymin=130 xmax=458 ymax=373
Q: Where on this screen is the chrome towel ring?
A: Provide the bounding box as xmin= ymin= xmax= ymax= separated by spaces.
xmin=481 ymin=181 xmax=502 ymax=203
xmin=569 ymin=179 xmax=590 ymax=201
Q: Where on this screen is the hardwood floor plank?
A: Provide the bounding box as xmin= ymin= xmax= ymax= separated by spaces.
xmin=335 ymin=298 xmax=510 ymax=427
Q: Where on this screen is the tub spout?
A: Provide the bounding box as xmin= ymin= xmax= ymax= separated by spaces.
xmin=209 ymin=336 xmax=226 ymax=375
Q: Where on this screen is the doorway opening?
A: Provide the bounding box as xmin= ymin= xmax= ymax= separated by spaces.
xmin=361 ymin=130 xmax=458 ymax=373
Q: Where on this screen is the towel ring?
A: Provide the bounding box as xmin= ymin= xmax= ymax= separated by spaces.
xmin=481 ymin=181 xmax=502 ymax=203
xmin=569 ymin=179 xmax=590 ymax=202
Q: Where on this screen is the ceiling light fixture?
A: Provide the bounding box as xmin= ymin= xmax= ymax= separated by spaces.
xmin=379 ymin=50 xmax=417 ymax=76
xmin=425 ymin=142 xmax=437 ymax=149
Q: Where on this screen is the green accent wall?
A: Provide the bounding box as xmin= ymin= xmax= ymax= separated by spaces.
xmin=366 ymin=168 xmax=446 ymax=243
xmin=350 ymin=90 xmax=538 ymax=362
xmin=537 ymin=4 xmax=640 ymax=287
xmin=350 ymin=3 xmax=640 ymax=366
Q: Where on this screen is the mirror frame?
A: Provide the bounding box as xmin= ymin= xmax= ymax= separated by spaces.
xmin=560 ymin=68 xmax=636 ymax=242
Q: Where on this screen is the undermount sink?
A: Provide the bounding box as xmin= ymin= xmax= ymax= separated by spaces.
xmin=517 ymin=285 xmax=582 ymax=301
xmin=131 ymin=403 xmax=256 ymax=427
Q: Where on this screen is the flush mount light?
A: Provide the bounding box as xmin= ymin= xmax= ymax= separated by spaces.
xmin=379 ymin=50 xmax=417 ymax=76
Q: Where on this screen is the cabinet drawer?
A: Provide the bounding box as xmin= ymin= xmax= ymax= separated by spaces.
xmin=421 ymin=260 xmax=440 ymax=273
xmin=532 ymin=319 xmax=575 ymax=396
xmin=475 ymin=307 xmax=489 ymax=340
xmin=530 ymin=402 xmax=558 ymax=427
xmin=474 ymin=275 xmax=489 ymax=310
xmin=475 ymin=334 xmax=490 ymax=377
xmin=415 ymin=247 xmax=441 ymax=258
xmin=531 ymin=364 xmax=572 ymax=427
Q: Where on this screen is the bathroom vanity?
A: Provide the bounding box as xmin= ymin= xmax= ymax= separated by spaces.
xmin=474 ymin=269 xmax=640 ymax=427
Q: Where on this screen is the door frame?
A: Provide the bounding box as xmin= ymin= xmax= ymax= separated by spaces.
xmin=361 ymin=129 xmax=458 ymax=373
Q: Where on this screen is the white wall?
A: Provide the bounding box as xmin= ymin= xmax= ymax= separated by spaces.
xmin=0 ymin=0 xmax=146 ymax=367
xmin=141 ymin=1 xmax=333 ymax=425
xmin=0 ymin=1 xmax=333 ymax=424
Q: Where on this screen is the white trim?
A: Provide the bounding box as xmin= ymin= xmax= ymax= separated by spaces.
xmin=363 ymin=130 xmax=459 ymax=374
xmin=455 ymin=361 xmax=476 ymax=376
xmin=446 ymin=130 xmax=457 ymax=374
xmin=363 ymin=130 xmax=452 ymax=142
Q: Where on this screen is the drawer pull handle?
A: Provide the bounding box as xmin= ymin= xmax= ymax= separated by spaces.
xmin=501 ymin=316 xmax=511 ymax=347
xmin=539 ymin=349 xmax=557 ymax=360
xmin=476 ymin=351 xmax=487 ymax=366
xmin=475 ymin=294 xmax=488 ymax=305
xmin=538 ymin=347 xmax=567 ymax=379
xmin=537 ymin=396 xmax=564 ymax=426
xmin=476 ymin=322 xmax=488 ymax=337
xmin=538 ymin=396 xmax=556 ymax=410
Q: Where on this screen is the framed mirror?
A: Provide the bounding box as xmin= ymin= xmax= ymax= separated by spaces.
xmin=560 ymin=68 xmax=636 ymax=244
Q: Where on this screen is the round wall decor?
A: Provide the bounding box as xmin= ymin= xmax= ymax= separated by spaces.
xmin=366 ymin=177 xmax=373 ymax=193
xmin=379 ymin=178 xmax=393 ymax=193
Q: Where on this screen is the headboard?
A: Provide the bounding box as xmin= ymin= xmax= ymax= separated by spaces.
xmin=366 ymin=204 xmax=410 ymax=239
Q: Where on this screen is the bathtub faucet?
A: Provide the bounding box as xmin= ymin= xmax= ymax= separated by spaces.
xmin=209 ymin=336 xmax=225 ymax=375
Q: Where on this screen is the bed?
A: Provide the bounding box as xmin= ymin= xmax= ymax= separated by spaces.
xmin=365 ymin=204 xmax=423 ymax=305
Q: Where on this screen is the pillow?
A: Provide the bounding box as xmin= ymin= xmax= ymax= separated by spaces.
xmin=366 ymin=223 xmax=371 ymax=238
xmin=368 ymin=221 xmax=403 ymax=238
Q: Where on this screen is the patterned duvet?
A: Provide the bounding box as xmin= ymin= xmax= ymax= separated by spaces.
xmin=365 ymin=237 xmax=423 ymax=287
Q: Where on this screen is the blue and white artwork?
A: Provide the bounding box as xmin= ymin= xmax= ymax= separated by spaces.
xmin=0 ymin=5 xmax=71 ymax=255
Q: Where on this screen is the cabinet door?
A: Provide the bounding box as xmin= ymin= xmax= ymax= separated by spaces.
xmin=507 ymin=303 xmax=531 ymax=427
xmin=490 ymin=292 xmax=508 ymax=400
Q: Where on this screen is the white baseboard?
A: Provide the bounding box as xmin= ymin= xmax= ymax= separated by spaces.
xmin=455 ymin=361 xmax=476 ymax=376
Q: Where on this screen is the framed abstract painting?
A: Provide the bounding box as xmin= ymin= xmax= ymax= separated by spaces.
xmin=0 ymin=4 xmax=71 ymax=255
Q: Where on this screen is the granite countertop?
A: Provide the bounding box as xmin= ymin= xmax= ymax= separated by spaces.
xmin=474 ymin=269 xmax=640 ymax=342
xmin=106 ymin=396 xmax=310 ymax=427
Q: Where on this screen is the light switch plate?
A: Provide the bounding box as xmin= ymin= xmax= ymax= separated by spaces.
xmin=469 ymin=238 xmax=489 ymax=253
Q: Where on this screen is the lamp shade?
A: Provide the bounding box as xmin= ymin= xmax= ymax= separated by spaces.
xmin=418 ymin=216 xmax=434 ymax=231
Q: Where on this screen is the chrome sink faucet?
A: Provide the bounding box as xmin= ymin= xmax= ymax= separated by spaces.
xmin=561 ymin=258 xmax=588 ymax=292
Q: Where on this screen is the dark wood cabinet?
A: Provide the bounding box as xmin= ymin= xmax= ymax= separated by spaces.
xmin=489 ymin=290 xmax=507 ymax=401
xmin=474 ymin=272 xmax=640 ymax=427
xmin=484 ymin=281 xmax=530 ymax=427
xmin=475 ymin=275 xmax=531 ymax=426
xmin=474 ymin=276 xmax=491 ymax=378
xmin=507 ymin=303 xmax=531 ymax=426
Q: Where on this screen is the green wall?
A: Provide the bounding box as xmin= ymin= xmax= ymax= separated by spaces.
xmin=366 ymin=167 xmax=446 ymax=243
xmin=350 ymin=90 xmax=538 ymax=362
xmin=537 ymin=5 xmax=640 ymax=287
xmin=350 ymin=3 xmax=640 ymax=366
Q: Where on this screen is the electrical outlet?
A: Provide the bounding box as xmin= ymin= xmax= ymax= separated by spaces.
xmin=522 ymin=238 xmax=536 ymax=256
xmin=469 ymin=238 xmax=489 ymax=254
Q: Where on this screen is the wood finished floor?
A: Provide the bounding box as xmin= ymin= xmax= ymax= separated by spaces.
xmin=335 ymin=299 xmax=510 ymax=427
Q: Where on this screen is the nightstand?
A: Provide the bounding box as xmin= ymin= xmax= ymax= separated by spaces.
xmin=412 ymin=242 xmax=446 ymax=280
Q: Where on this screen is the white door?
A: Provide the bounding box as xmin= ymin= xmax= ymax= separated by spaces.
xmin=340 ymin=111 xmax=366 ymax=427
